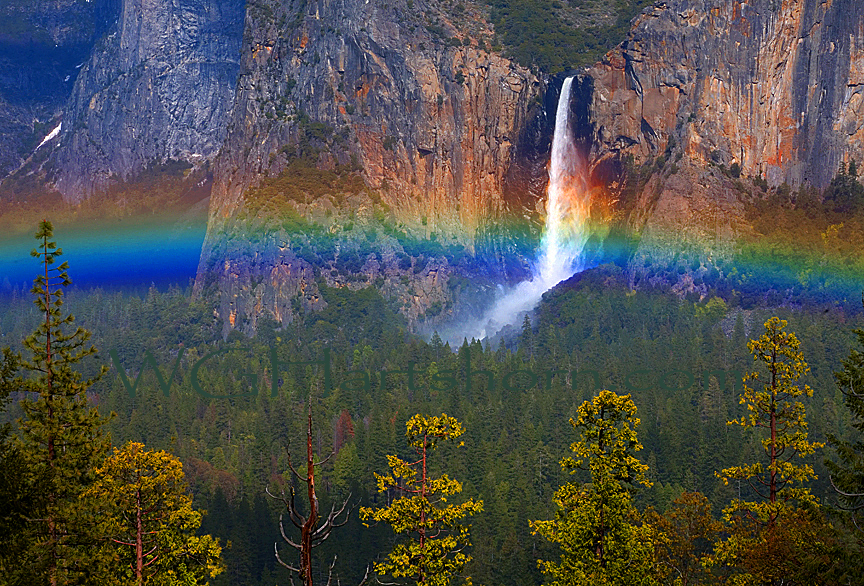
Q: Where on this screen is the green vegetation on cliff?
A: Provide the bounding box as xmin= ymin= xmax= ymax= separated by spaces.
xmin=487 ymin=0 xmax=652 ymax=72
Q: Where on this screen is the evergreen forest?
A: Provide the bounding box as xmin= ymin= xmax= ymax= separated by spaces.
xmin=2 ymin=220 xmax=864 ymax=585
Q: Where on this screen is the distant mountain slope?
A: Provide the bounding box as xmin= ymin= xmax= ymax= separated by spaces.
xmin=0 ymin=0 xmax=119 ymax=177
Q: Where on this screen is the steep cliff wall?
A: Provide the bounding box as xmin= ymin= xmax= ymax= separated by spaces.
xmin=194 ymin=0 xmax=542 ymax=334
xmin=51 ymin=0 xmax=245 ymax=200
xmin=588 ymin=0 xmax=864 ymax=188
xmin=204 ymin=0 xmax=538 ymax=238
xmin=583 ymin=0 xmax=864 ymax=293
xmin=14 ymin=0 xmax=856 ymax=326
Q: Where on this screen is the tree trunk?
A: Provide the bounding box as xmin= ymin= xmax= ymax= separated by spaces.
xmin=597 ymin=406 xmax=606 ymax=568
xmin=302 ymin=411 xmax=318 ymax=586
xmin=419 ymin=433 xmax=427 ymax=583
xmin=137 ymin=487 xmax=144 ymax=586
xmin=44 ymin=232 xmax=58 ymax=586
xmin=769 ymin=350 xmax=778 ymax=517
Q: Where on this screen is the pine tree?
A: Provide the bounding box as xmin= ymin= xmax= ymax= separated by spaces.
xmin=716 ymin=317 xmax=822 ymax=521
xmin=360 ymin=414 xmax=483 ymax=586
xmin=823 ymin=162 xmax=864 ymax=215
xmin=85 ymin=441 xmax=223 ymax=586
xmin=710 ymin=317 xmax=826 ymax=583
xmin=529 ymin=390 xmax=659 ymax=586
xmin=519 ymin=314 xmax=534 ymax=359
xmin=13 ymin=220 xmax=111 ymax=585
xmin=430 ymin=332 xmax=444 ymax=362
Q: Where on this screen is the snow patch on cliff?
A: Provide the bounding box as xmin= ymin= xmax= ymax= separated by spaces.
xmin=35 ymin=122 xmax=62 ymax=151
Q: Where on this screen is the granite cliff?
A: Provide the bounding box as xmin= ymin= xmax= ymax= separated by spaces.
xmin=0 ymin=0 xmax=547 ymax=336
xmin=4 ymin=0 xmax=864 ymax=331
xmin=589 ymin=0 xmax=864 ymax=185
xmin=581 ymin=0 xmax=864 ymax=290
xmin=192 ymin=0 xmax=543 ymax=334
xmin=0 ymin=0 xmax=119 ymax=177
xmin=51 ymin=0 xmax=246 ymax=200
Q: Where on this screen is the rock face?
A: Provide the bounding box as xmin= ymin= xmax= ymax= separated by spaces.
xmin=194 ymin=0 xmax=542 ymax=334
xmin=625 ymin=160 xmax=749 ymax=291
xmin=10 ymin=0 xmax=863 ymax=326
xmin=587 ymin=0 xmax=864 ymax=189
xmin=579 ymin=0 xmax=864 ymax=294
xmin=204 ymin=0 xmax=538 ymax=240
xmin=0 ymin=0 xmax=119 ymax=177
xmin=52 ymin=0 xmax=245 ymax=200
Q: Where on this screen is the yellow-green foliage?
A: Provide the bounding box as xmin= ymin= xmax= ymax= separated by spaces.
xmin=530 ymin=390 xmax=659 ymax=586
xmin=694 ymin=296 xmax=727 ymax=321
xmin=86 ymin=441 xmax=224 ymax=586
xmin=709 ymin=317 xmax=826 ymax=583
xmin=360 ymin=414 xmax=483 ymax=586
xmin=717 ymin=317 xmax=823 ymax=512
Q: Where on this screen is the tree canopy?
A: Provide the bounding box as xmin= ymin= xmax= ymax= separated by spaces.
xmin=361 ymin=414 xmax=483 ymax=586
xmin=531 ymin=390 xmax=658 ymax=585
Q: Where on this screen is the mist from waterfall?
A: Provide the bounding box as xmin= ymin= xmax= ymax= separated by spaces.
xmin=454 ymin=76 xmax=592 ymax=342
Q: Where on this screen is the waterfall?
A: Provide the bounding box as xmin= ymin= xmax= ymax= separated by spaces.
xmin=536 ymin=75 xmax=590 ymax=288
xmin=452 ymin=76 xmax=591 ymax=342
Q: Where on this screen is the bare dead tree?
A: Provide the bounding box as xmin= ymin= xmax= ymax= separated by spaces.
xmin=827 ymin=379 xmax=864 ymax=532
xmin=267 ymin=402 xmax=368 ymax=586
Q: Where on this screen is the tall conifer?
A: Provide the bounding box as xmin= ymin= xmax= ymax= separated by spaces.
xmin=716 ymin=317 xmax=822 ymax=521
xmin=530 ymin=390 xmax=659 ymax=586
xmin=360 ymin=414 xmax=483 ymax=586
xmin=85 ymin=441 xmax=223 ymax=586
xmin=710 ymin=317 xmax=829 ymax=584
xmin=13 ymin=220 xmax=110 ymax=585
